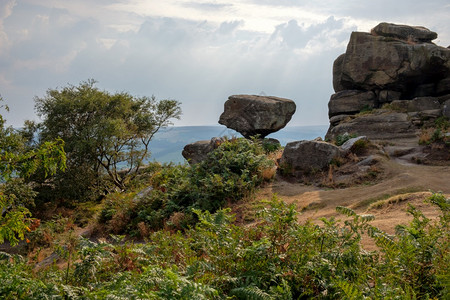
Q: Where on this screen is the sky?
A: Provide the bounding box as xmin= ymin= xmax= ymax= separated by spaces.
xmin=0 ymin=0 xmax=449 ymax=128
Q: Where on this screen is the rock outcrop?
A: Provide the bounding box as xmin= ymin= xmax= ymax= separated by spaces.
xmin=219 ymin=95 xmax=296 ymax=138
xmin=327 ymin=22 xmax=450 ymax=141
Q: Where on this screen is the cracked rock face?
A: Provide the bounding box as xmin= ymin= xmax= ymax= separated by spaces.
xmin=219 ymin=95 xmax=296 ymax=138
xmin=335 ymin=31 xmax=450 ymax=95
xmin=327 ymin=22 xmax=450 ymax=141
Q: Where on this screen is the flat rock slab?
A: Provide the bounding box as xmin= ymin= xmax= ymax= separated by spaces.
xmin=219 ymin=95 xmax=296 ymax=138
xmin=326 ymin=112 xmax=417 ymax=141
xmin=371 ymin=22 xmax=437 ymax=43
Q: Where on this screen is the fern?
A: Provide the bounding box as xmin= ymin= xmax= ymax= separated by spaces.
xmin=231 ymin=285 xmax=273 ymax=300
xmin=336 ymin=280 xmax=365 ymax=299
xmin=336 ymin=206 xmax=357 ymax=217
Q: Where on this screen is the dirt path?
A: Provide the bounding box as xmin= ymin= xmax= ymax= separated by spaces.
xmin=255 ymin=154 xmax=450 ymax=240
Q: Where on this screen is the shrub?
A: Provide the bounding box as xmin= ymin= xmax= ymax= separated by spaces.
xmin=1 ymin=193 xmax=449 ymax=298
xmin=99 ymin=138 xmax=275 ymax=233
xmin=335 ymin=133 xmax=358 ymax=146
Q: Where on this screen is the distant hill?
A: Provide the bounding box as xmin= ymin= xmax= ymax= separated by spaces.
xmin=148 ymin=125 xmax=328 ymax=164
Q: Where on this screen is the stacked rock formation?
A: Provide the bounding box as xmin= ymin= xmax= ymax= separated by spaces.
xmin=182 ymin=94 xmax=296 ymax=163
xmin=327 ymin=22 xmax=450 ymax=140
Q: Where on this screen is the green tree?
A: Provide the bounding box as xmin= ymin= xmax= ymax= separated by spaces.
xmin=0 ymin=97 xmax=66 ymax=245
xmin=35 ymin=79 xmax=181 ymax=198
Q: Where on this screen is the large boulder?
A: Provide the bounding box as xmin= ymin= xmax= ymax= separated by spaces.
xmin=326 ymin=112 xmax=416 ymax=140
xmin=327 ymin=23 xmax=450 ymax=141
xmin=334 ymin=31 xmax=450 ymax=95
xmin=280 ymin=140 xmax=341 ymax=173
xmin=328 ymin=90 xmax=377 ymax=117
xmin=182 ymin=138 xmax=222 ymax=164
xmin=219 ymin=95 xmax=296 ymax=138
xmin=371 ymin=22 xmax=437 ymax=43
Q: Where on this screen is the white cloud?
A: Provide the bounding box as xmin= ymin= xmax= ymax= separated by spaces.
xmin=0 ymin=0 xmax=449 ymax=128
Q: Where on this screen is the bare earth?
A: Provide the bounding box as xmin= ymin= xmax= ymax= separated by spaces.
xmin=252 ymin=139 xmax=449 ymax=249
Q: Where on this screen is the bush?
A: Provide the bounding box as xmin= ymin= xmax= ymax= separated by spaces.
xmin=2 ymin=193 xmax=448 ymax=299
xmin=99 ymin=138 xmax=275 ymax=233
xmin=335 ymin=133 xmax=358 ymax=146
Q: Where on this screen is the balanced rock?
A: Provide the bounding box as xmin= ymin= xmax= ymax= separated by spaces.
xmin=280 ymin=140 xmax=341 ymax=174
xmin=219 ymin=95 xmax=296 ymax=138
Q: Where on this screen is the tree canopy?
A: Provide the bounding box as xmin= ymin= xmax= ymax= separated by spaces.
xmin=35 ymin=80 xmax=182 ymax=195
xmin=0 ymin=97 xmax=66 ymax=245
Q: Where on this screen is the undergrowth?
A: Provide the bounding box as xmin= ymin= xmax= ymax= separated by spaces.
xmin=98 ymin=137 xmax=275 ymax=234
xmin=1 ymin=193 xmax=448 ymax=299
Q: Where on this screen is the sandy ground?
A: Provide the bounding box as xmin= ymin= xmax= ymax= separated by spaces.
xmin=253 ymin=153 xmax=449 ymax=249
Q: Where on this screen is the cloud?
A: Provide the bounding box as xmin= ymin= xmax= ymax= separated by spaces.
xmin=1 ymin=0 xmax=449 ymax=129
xmin=183 ymin=1 xmax=233 ymax=11
xmin=0 ymin=0 xmax=17 ymax=54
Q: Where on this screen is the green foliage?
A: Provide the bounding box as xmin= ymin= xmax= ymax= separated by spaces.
xmin=334 ymin=133 xmax=358 ymax=146
xmin=100 ymin=138 xmax=275 ymax=233
xmin=0 ymin=193 xmax=449 ymax=298
xmin=33 ymin=79 xmax=181 ymax=202
xmin=419 ymin=116 xmax=450 ymax=145
xmin=0 ymin=97 xmax=66 ymax=246
xmin=261 ymin=138 xmax=282 ymax=153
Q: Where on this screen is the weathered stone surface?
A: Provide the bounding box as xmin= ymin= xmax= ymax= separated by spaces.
xmin=437 ymin=78 xmax=450 ymax=95
xmin=280 ymin=140 xmax=341 ymax=173
xmin=326 ymin=112 xmax=416 ymax=140
xmin=327 ymin=23 xmax=449 ymax=141
xmin=182 ymin=138 xmax=221 ymax=164
xmin=378 ymin=90 xmax=401 ymax=103
xmin=337 ymin=32 xmax=450 ymax=94
xmin=219 ymin=95 xmax=296 ymax=138
xmin=332 ymin=54 xmax=346 ymax=92
xmin=356 ymin=155 xmax=381 ymax=167
xmin=329 ymin=114 xmax=351 ymax=126
xmin=415 ymin=109 xmax=442 ymax=119
xmin=391 ymin=97 xmax=441 ymax=112
xmin=371 ymin=22 xmax=437 ymax=43
xmin=340 ymin=136 xmax=368 ymax=153
xmin=443 ymin=100 xmax=450 ymax=118
xmin=328 ymin=90 xmax=377 ymax=118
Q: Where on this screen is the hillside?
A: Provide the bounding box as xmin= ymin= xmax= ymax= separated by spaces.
xmin=255 ymin=139 xmax=449 ymax=241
